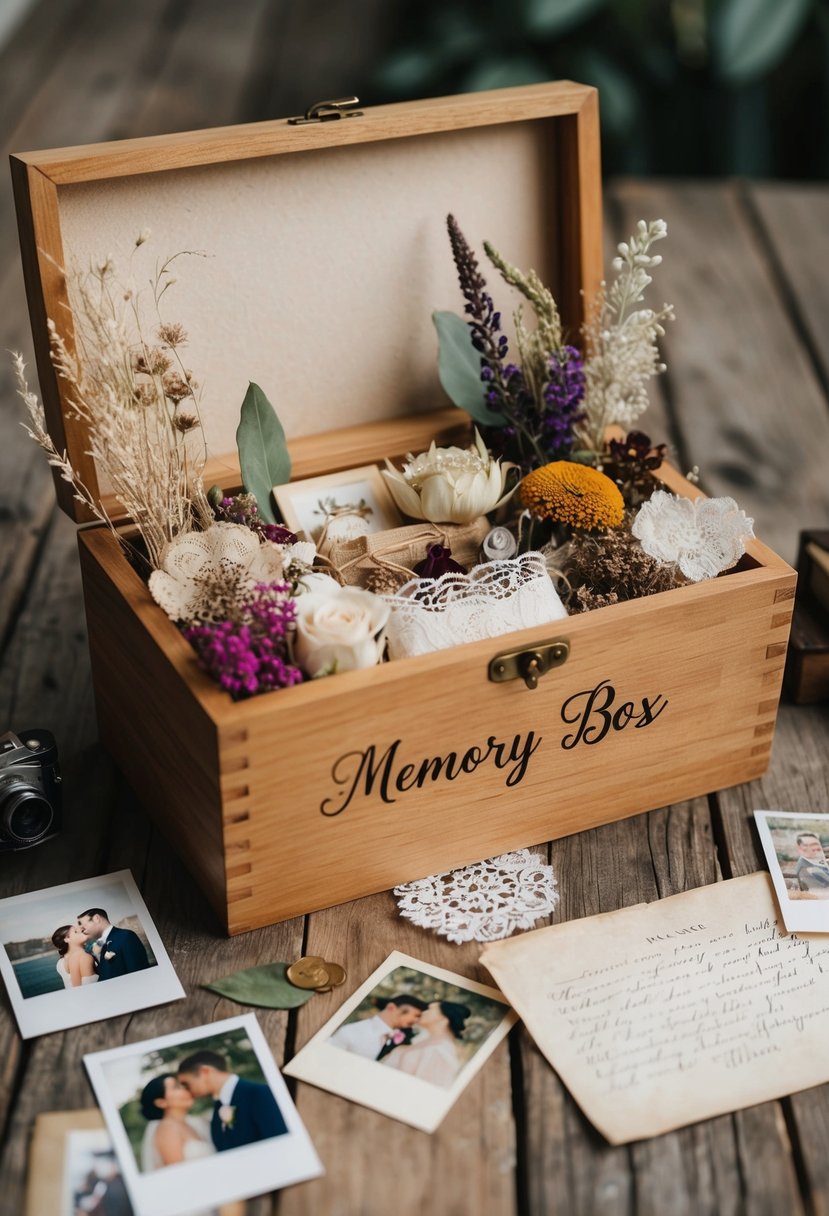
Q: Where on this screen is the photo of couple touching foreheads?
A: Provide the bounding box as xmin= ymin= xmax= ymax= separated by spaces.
xmin=138 ymin=1047 xmax=287 ymax=1172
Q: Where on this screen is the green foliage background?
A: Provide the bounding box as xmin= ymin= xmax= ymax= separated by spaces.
xmin=117 ymin=1027 xmax=267 ymax=1171
xmin=335 ymin=965 xmax=508 ymax=1066
xmin=371 ymin=0 xmax=829 ymax=178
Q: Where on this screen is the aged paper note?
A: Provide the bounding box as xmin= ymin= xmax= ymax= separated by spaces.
xmin=481 ymin=872 xmax=829 ymax=1144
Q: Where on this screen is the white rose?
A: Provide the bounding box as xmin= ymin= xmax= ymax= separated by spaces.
xmin=295 ymin=585 xmax=389 ymax=676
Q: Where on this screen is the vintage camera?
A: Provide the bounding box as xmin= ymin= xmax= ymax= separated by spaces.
xmin=0 ymin=730 xmax=61 ymax=851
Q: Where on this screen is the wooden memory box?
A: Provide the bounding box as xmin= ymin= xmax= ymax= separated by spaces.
xmin=12 ymin=83 xmax=796 ymax=934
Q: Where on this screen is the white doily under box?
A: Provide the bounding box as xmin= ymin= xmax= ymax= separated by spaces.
xmin=14 ymin=84 xmax=795 ymax=933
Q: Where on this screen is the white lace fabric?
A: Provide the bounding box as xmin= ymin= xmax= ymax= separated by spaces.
xmin=148 ymin=522 xmax=286 ymax=622
xmin=381 ymin=552 xmax=567 ymax=659
xmin=394 ymin=850 xmax=559 ymax=944
xmin=632 ymin=491 xmax=755 ymax=582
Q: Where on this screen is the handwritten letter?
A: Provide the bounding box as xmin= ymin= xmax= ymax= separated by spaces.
xmin=481 ymin=873 xmax=829 ymax=1143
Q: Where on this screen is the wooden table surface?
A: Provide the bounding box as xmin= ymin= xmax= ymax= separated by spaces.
xmin=1 ymin=3 xmax=828 ymax=1214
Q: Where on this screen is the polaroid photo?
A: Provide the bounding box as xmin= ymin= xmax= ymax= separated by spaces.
xmin=26 ymin=1110 xmax=125 ymax=1216
xmin=755 ymin=810 xmax=829 ymax=932
xmin=0 ymin=870 xmax=184 ymax=1039
xmin=283 ymin=950 xmax=517 ymax=1133
xmin=84 ymin=1013 xmax=322 ymax=1216
xmin=272 ymin=465 xmax=403 ymax=544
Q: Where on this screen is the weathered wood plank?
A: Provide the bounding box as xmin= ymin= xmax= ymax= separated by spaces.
xmin=117 ymin=0 xmax=271 ymax=139
xmin=748 ymin=183 xmax=829 ymax=402
xmin=282 ymin=882 xmax=522 ymax=1216
xmin=612 ymin=179 xmax=829 ymax=565
xmin=715 ymin=700 xmax=829 ymax=1216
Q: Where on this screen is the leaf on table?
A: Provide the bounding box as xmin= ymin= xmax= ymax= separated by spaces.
xmin=432 ymin=310 xmax=505 ymax=428
xmin=236 ymin=382 xmax=291 ymax=525
xmin=204 ymin=962 xmax=315 ymax=1009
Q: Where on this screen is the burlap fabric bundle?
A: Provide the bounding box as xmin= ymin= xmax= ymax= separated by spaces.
xmin=321 ymin=517 xmax=490 ymax=588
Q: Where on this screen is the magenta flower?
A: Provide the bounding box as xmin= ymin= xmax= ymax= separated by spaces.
xmin=183 ymin=581 xmax=303 ymax=699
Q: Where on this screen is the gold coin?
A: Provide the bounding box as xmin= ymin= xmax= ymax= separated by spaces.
xmin=322 ymin=962 xmax=346 ymax=988
xmin=286 ymin=956 xmax=330 ymax=990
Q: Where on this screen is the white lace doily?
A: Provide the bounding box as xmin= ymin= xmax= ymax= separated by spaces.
xmin=149 ymin=522 xmax=287 ymax=622
xmin=381 ymin=551 xmax=567 ymax=659
xmin=632 ymin=491 xmax=754 ymax=581
xmin=394 ymin=850 xmax=558 ymax=943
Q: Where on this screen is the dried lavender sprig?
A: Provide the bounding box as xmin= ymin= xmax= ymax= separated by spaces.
xmin=447 ymin=215 xmax=547 ymax=465
xmin=446 ymin=214 xmax=511 ymax=414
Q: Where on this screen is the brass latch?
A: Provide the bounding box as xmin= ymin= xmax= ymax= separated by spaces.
xmin=489 ymin=638 xmax=570 ymax=690
xmin=288 ymin=97 xmax=364 ymax=125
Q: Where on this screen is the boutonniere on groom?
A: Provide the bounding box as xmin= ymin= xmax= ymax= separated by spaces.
xmin=218 ymin=1104 xmax=236 ymax=1131
xmin=104 ymin=951 xmax=116 ymax=961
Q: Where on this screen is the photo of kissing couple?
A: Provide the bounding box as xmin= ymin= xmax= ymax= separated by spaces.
xmin=327 ymin=965 xmax=509 ymax=1090
xmin=0 ymin=872 xmax=184 ymax=1041
xmin=1 ymin=875 xmax=158 ymax=1001
xmin=85 ymin=1017 xmax=323 ymax=1216
xmin=52 ymin=904 xmax=152 ymax=990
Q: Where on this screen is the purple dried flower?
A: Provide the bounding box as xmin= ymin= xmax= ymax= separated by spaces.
xmin=447 ymin=215 xmax=519 ymax=421
xmin=183 ymin=581 xmax=303 ymax=699
xmin=413 ymin=544 xmax=467 ymax=579
xmin=214 ymin=492 xmax=297 ymax=545
xmin=539 ymin=345 xmax=586 ymax=458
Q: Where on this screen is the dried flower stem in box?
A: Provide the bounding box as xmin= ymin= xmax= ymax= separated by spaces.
xmin=17 ymin=242 xmax=212 ymax=569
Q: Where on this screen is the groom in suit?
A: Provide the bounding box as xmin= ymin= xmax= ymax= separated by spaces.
xmin=77 ymin=907 xmax=150 ymax=981
xmin=177 ymin=1050 xmax=288 ymax=1150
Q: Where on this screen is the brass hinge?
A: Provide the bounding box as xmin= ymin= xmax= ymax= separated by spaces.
xmin=489 ymin=638 xmax=570 ymax=690
xmin=288 ymin=97 xmax=364 ymax=125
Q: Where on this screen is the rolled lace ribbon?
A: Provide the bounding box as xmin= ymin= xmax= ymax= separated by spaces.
xmin=481 ymin=526 xmax=517 ymax=562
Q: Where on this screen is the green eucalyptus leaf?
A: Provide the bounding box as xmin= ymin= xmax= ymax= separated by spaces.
xmin=204 ymin=962 xmax=315 ymax=1010
xmin=235 ymin=382 xmax=291 ymax=525
xmin=432 ymin=310 xmax=505 ymax=428
xmin=712 ymin=0 xmax=811 ymax=85
xmin=524 ymin=0 xmax=608 ymax=38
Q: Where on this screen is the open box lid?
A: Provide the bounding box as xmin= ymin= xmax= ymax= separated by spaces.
xmin=11 ymin=82 xmax=602 ymax=525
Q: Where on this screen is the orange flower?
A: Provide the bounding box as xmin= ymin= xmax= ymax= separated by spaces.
xmin=520 ymin=461 xmax=624 ymax=529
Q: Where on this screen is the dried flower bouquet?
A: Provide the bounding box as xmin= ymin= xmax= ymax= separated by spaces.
xmin=17 ymin=220 xmax=754 ymax=701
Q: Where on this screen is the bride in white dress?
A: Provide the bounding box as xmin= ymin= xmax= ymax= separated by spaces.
xmin=139 ymin=1074 xmax=215 ymax=1171
xmin=381 ymin=1000 xmax=470 ymax=1089
xmin=139 ymin=1074 xmax=243 ymax=1216
xmin=51 ymin=923 xmax=98 ymax=988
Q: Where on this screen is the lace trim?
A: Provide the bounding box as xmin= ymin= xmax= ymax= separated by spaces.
xmin=381 ymin=551 xmax=567 ymax=659
xmin=394 ymin=850 xmax=559 ymax=944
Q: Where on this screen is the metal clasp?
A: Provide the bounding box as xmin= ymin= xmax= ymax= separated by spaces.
xmin=489 ymin=638 xmax=570 ymax=690
xmin=288 ymin=97 xmax=363 ymax=125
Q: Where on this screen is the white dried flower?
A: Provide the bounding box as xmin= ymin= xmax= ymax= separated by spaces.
xmin=148 ymin=523 xmax=286 ymax=622
xmin=631 ymin=491 xmax=754 ymax=581
xmin=576 ymin=219 xmax=674 ymax=455
xmin=383 ymin=430 xmax=512 ymax=525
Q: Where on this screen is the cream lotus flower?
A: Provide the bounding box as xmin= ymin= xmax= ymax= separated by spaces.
xmin=383 ymin=430 xmax=512 ymax=525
